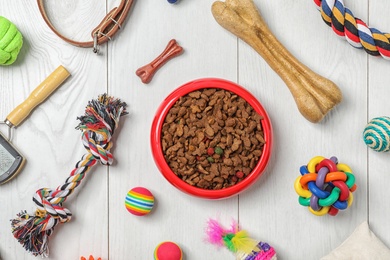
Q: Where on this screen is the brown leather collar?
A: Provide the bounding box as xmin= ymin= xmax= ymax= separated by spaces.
xmin=37 ymin=0 xmax=134 ymax=53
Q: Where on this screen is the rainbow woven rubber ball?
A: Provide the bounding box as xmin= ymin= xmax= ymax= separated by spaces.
xmin=363 ymin=116 xmax=390 ymax=152
xmin=0 ymin=16 xmax=23 ymax=65
xmin=294 ymin=156 xmax=357 ymax=216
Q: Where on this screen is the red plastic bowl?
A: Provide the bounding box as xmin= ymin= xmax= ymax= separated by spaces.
xmin=150 ymin=78 xmax=272 ymax=199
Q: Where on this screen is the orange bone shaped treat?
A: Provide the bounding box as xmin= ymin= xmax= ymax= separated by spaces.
xmin=211 ymin=0 xmax=342 ymax=123
xmin=136 ymin=39 xmax=183 ymax=84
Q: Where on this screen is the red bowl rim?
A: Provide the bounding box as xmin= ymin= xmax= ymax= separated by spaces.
xmin=150 ymin=78 xmax=273 ymax=199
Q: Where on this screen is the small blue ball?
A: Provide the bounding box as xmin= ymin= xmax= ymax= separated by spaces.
xmin=167 ymin=0 xmax=178 ymax=4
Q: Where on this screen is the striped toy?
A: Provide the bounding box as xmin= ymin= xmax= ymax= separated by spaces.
xmin=125 ymin=187 xmax=155 ymax=216
xmin=11 ymin=94 xmax=127 ymax=257
xmin=314 ymin=0 xmax=390 ymax=59
xmin=363 ymin=116 xmax=390 ymax=152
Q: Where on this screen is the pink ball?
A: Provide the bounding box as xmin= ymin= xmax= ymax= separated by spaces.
xmin=154 ymin=241 xmax=183 ymax=260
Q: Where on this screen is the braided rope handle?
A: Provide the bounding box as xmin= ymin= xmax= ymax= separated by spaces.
xmin=314 ymin=0 xmax=390 ymax=59
xmin=11 ymin=94 xmax=127 ymax=257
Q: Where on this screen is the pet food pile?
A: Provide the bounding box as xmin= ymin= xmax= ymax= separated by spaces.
xmin=162 ymin=88 xmax=265 ymax=190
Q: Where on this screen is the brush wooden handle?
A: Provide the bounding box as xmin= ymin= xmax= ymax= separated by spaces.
xmin=211 ymin=0 xmax=342 ymax=123
xmin=6 ymin=65 xmax=70 ymax=127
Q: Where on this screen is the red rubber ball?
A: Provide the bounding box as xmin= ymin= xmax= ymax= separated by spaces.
xmin=154 ymin=241 xmax=182 ymax=260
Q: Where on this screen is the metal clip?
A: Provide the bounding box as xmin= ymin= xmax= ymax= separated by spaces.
xmin=0 ymin=121 xmax=13 ymax=142
xmin=93 ymin=33 xmax=99 ymax=54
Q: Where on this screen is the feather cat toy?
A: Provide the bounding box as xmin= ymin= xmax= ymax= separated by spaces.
xmin=206 ymin=219 xmax=277 ymax=260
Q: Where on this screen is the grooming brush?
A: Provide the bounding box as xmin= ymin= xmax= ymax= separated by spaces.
xmin=0 ymin=65 xmax=70 ymax=184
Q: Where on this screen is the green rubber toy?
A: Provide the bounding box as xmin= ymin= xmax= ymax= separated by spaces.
xmin=0 ymin=16 xmax=23 ymax=65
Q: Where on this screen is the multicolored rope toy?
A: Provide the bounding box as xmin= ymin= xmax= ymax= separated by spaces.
xmin=294 ymin=156 xmax=357 ymax=216
xmin=206 ymin=219 xmax=277 ymax=260
xmin=363 ymin=116 xmax=390 ymax=152
xmin=314 ymin=0 xmax=390 ymax=59
xmin=11 ymin=94 xmax=127 ymax=257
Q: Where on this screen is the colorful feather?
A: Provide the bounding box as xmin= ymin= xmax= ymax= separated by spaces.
xmin=206 ymin=218 xmax=226 ymax=246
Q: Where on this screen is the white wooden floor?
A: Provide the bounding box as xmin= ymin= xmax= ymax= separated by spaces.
xmin=1 ymin=0 xmax=390 ymax=259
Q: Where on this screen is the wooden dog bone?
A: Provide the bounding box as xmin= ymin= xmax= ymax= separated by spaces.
xmin=212 ymin=0 xmax=342 ymax=123
xmin=136 ymin=39 xmax=183 ymax=84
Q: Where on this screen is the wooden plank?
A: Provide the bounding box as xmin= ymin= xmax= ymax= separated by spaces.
xmin=239 ymin=0 xmax=368 ymax=259
xmin=2 ymin=0 xmax=390 ymax=260
xmin=108 ymin=0 xmax=238 ymax=259
xmin=0 ymin=1 xmax=107 ymax=259
xmin=367 ymin=0 xmax=390 ymax=250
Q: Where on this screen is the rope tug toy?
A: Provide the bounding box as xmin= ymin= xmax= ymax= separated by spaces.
xmin=11 ymin=94 xmax=127 ymax=257
xmin=363 ymin=116 xmax=390 ymax=152
xmin=0 ymin=16 xmax=23 ymax=65
xmin=294 ymin=156 xmax=357 ymax=216
xmin=314 ymin=0 xmax=390 ymax=59
xmin=206 ymin=219 xmax=277 ymax=260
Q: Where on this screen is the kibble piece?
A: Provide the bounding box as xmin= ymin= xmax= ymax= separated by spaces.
xmin=231 ymin=139 xmax=242 ymax=152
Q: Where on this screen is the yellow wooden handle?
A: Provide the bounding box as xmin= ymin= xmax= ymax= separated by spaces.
xmin=6 ymin=65 xmax=70 ymax=127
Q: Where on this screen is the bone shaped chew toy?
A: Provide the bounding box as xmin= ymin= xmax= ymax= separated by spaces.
xmin=136 ymin=39 xmax=183 ymax=84
xmin=211 ymin=0 xmax=342 ymax=123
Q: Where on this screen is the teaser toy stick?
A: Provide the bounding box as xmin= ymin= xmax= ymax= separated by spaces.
xmin=0 ymin=65 xmax=70 ymax=184
xmin=11 ymin=94 xmax=127 ymax=257
xmin=211 ymin=0 xmax=342 ymax=123
xmin=206 ymin=219 xmax=277 ymax=259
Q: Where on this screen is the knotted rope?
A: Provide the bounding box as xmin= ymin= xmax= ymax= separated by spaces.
xmin=0 ymin=16 xmax=23 ymax=65
xmin=11 ymin=94 xmax=127 ymax=257
xmin=314 ymin=0 xmax=390 ymax=59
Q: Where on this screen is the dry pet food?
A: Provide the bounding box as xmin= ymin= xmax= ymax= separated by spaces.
xmin=161 ymin=88 xmax=265 ymax=190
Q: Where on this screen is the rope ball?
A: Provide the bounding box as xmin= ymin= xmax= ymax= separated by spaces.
xmin=363 ymin=116 xmax=390 ymax=152
xmin=294 ymin=156 xmax=357 ymax=216
xmin=314 ymin=0 xmax=390 ymax=59
xmin=0 ymin=16 xmax=23 ymax=65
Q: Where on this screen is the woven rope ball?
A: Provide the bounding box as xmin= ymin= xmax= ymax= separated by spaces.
xmin=0 ymin=16 xmax=23 ymax=65
xmin=363 ymin=116 xmax=390 ymax=152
